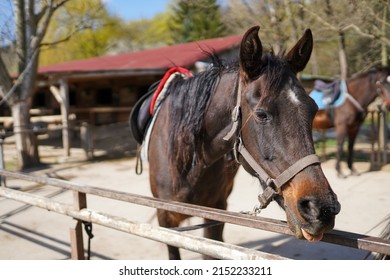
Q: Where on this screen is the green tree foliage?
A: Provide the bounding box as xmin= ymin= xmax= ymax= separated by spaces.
xmin=39 ymin=0 xmax=126 ymax=65
xmin=169 ymin=0 xmax=227 ymax=44
xmin=121 ymin=12 xmax=173 ymax=52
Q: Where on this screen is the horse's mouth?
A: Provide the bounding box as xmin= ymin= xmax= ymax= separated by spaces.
xmin=286 ymin=207 xmax=333 ymax=242
xmin=296 ymin=226 xmax=324 ymax=242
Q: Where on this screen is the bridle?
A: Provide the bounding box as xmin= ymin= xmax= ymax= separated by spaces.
xmin=223 ymin=77 xmax=320 ymax=210
xmin=375 ymin=76 xmax=390 ymax=108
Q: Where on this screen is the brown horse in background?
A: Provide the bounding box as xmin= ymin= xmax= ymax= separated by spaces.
xmin=312 ymin=67 xmax=390 ymax=178
xmin=146 ymin=26 xmax=340 ymax=259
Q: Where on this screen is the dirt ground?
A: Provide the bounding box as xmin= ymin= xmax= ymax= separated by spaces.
xmin=0 ymin=139 xmax=389 ymax=260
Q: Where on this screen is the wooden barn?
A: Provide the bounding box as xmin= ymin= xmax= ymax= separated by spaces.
xmin=2 ymin=34 xmax=241 ymax=157
xmin=34 ymin=35 xmax=241 ymax=126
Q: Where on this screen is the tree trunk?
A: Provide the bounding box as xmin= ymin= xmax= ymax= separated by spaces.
xmin=338 ymin=31 xmax=348 ymax=80
xmin=11 ymin=101 xmax=40 ymax=170
xmin=2 ymin=0 xmax=70 ymax=169
xmin=381 ymin=7 xmax=388 ymax=67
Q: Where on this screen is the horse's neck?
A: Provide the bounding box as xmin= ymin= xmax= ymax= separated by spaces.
xmin=347 ymin=74 xmax=378 ymax=109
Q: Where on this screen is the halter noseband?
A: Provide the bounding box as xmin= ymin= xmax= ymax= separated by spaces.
xmin=223 ymin=78 xmax=320 ymax=209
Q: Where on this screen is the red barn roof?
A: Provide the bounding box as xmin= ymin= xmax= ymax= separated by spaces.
xmin=38 ymin=34 xmax=242 ymax=75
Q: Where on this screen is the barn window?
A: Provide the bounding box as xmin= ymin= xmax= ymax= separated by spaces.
xmin=32 ymin=91 xmax=46 ymax=107
xmin=96 ymin=88 xmax=113 ymax=105
xmin=69 ymin=90 xmax=76 ymax=106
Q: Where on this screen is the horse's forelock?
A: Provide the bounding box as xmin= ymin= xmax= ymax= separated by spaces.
xmin=257 ymin=52 xmax=289 ymax=102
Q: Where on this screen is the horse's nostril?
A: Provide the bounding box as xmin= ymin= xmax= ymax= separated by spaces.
xmin=299 ymin=198 xmax=320 ymax=220
xmin=298 ymin=197 xmax=341 ymax=220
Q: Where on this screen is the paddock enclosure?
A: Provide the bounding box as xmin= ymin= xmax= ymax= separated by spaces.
xmin=0 ymin=152 xmax=389 ymax=260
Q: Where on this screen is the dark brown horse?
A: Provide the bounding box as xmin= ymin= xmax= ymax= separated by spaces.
xmin=147 ymin=26 xmax=340 ymax=259
xmin=312 ymin=67 xmax=390 ymax=178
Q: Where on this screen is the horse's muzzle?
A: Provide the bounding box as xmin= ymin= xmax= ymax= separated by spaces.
xmin=383 ymin=101 xmax=390 ymax=110
xmin=293 ymin=195 xmax=341 ymax=242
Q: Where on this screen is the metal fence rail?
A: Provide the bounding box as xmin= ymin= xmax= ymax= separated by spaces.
xmin=1 ymin=169 xmax=390 ymax=259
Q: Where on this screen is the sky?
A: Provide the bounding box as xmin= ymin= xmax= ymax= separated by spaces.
xmin=104 ymin=0 xmax=172 ymax=21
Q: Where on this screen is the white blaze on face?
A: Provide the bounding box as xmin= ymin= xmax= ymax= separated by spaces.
xmin=287 ymin=89 xmax=301 ymax=105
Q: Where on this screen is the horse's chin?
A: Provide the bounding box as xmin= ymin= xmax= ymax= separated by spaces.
xmin=300 ymin=228 xmax=324 ymax=242
xmin=288 ymin=216 xmax=325 ymax=242
xmin=290 ymin=224 xmax=324 ymax=242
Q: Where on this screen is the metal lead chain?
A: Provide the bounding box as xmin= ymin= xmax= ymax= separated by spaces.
xmin=240 ymin=205 xmax=262 ymax=216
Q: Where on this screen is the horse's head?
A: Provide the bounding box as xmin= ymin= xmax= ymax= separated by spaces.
xmin=236 ymin=26 xmax=340 ymax=241
xmin=376 ymin=74 xmax=390 ymax=110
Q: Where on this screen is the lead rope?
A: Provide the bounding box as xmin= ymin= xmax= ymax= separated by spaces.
xmin=82 ymin=221 xmax=94 ymax=260
xmin=135 ymin=145 xmax=143 ymax=175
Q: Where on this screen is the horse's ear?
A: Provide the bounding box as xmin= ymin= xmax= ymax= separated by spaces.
xmin=240 ymin=26 xmax=263 ymax=81
xmin=285 ymin=29 xmax=313 ymax=73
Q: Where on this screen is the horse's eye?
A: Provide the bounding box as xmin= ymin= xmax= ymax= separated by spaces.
xmin=255 ymin=109 xmax=271 ymax=124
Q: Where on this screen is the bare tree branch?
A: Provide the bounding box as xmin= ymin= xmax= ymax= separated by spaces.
xmin=40 ymin=24 xmax=92 ymax=47
xmin=33 ymin=0 xmax=69 ymax=49
xmin=366 ymin=5 xmax=390 ymax=28
xmin=0 ymin=56 xmax=13 ymax=98
xmin=0 ymin=48 xmax=38 ymax=105
xmin=297 ymin=1 xmax=390 ymax=47
xmin=341 ymin=24 xmax=376 ymax=39
xmin=32 ymin=2 xmax=55 ymax=50
xmin=296 ymin=2 xmax=338 ymax=31
xmin=342 ymin=23 xmax=390 ymax=46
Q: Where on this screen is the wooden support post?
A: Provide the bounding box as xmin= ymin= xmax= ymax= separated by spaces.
xmin=50 ymin=79 xmax=70 ymax=157
xmin=0 ymin=136 xmax=6 ymax=187
xmin=69 ymin=220 xmax=84 ymax=260
xmin=378 ymin=110 xmax=383 ymax=165
xmin=80 ymin=122 xmax=94 ymax=160
xmin=379 ymin=109 xmax=388 ymax=164
xmin=370 ymin=111 xmax=376 ymax=170
xmin=69 ymin=191 xmax=87 ymax=260
xmin=59 ymin=79 xmax=70 ymax=157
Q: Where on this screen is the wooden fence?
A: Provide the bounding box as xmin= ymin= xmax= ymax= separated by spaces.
xmin=0 ymin=169 xmax=389 ymax=260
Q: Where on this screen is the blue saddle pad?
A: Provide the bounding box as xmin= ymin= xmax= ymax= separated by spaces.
xmin=309 ymin=80 xmax=347 ymax=110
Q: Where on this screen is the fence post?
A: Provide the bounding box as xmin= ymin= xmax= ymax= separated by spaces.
xmin=378 ymin=109 xmax=383 ymax=165
xmin=381 ymin=108 xmax=388 ymax=164
xmin=370 ymin=111 xmax=376 ymax=169
xmin=80 ymin=122 xmax=93 ymax=160
xmin=69 ymin=191 xmax=87 ymax=260
xmin=0 ymin=134 xmax=6 ymax=187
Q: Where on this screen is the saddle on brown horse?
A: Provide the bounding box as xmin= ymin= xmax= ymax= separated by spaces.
xmin=314 ymin=79 xmax=341 ymax=106
xmin=129 ymin=67 xmax=192 ymax=144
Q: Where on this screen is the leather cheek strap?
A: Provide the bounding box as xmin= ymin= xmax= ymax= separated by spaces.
xmin=237 ymin=141 xmax=320 ymax=208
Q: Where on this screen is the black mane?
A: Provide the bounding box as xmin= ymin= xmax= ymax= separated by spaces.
xmin=167 ymin=57 xmax=234 ymax=179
